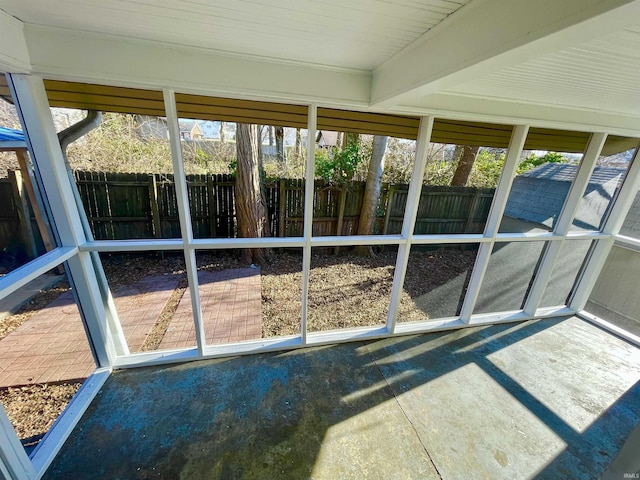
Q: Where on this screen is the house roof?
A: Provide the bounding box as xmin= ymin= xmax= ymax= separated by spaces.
xmin=520 ymin=163 xmax=628 ymax=185
xmin=316 ymin=130 xmax=339 ymax=146
xmin=505 ymin=163 xmax=632 ymax=232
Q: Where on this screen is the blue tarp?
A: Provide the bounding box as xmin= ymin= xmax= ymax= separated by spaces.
xmin=0 ymin=126 xmax=25 ymax=142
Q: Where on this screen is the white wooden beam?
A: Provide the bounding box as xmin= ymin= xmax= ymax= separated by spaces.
xmin=395 ymin=93 xmax=640 ymax=139
xmin=372 ymin=0 xmax=640 ymax=107
xmin=0 ymin=10 xmax=30 ymax=73
xmin=24 ymin=25 xmax=370 ymax=108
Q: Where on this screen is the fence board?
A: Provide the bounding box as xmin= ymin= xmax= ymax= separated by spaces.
xmin=0 ymin=171 xmax=497 ymax=250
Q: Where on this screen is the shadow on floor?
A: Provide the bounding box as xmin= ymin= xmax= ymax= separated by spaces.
xmin=44 ymin=316 xmax=640 ymax=479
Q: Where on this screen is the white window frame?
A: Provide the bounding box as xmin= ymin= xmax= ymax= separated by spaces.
xmin=1 ymin=73 xmax=639 ymax=479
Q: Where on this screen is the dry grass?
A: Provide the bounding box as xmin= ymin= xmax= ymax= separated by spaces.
xmin=259 ymin=248 xmax=476 ymax=334
xmin=308 ymin=252 xmax=396 ymax=331
xmin=0 ymin=382 xmax=83 ymax=451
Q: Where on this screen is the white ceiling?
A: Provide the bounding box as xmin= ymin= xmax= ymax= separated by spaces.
xmin=2 ymin=0 xmax=640 ymax=134
xmin=445 ymin=24 xmax=640 ymax=117
xmin=0 ymin=0 xmax=469 ymax=70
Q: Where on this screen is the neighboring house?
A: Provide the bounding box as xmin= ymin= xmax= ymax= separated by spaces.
xmin=179 ymin=120 xmax=203 ymax=140
xmin=505 ymin=163 xmax=630 ymax=233
xmin=197 ymin=120 xmax=218 ymax=139
xmin=134 ymin=115 xmax=168 ymax=140
xmin=316 ymin=130 xmax=339 ymax=148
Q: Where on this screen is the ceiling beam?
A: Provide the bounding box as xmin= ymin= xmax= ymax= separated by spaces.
xmin=23 ymin=25 xmax=371 ymax=108
xmin=0 ymin=9 xmax=30 ymax=73
xmin=392 ymin=92 xmax=640 ymax=138
xmin=371 ymin=0 xmax=640 ymax=107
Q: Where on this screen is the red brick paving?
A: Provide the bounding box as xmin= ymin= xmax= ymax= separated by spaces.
xmin=0 ymin=274 xmax=178 ymax=387
xmin=0 ymin=270 xmax=263 ymax=387
xmin=159 ymin=268 xmax=262 ymax=349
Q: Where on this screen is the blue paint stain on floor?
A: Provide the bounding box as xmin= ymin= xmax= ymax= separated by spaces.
xmin=42 ymin=317 xmax=640 ymax=479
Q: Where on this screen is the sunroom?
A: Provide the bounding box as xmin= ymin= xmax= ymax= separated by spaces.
xmin=1 ymin=0 xmax=640 ymax=478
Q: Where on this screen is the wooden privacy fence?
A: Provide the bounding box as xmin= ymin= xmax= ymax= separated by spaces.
xmin=0 ymin=171 xmax=47 ymax=265
xmin=0 ymin=171 xmax=495 ymax=255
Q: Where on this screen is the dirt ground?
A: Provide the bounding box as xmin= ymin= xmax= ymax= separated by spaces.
xmin=0 ymin=248 xmax=476 ymax=451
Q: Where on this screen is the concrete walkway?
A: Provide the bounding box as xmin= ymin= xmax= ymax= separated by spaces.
xmin=44 ymin=316 xmax=640 ymax=479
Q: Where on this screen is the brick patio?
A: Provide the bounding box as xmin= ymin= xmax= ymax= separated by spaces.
xmin=0 ymin=268 xmax=263 ymax=387
xmin=159 ymin=268 xmax=262 ymax=349
xmin=0 ymin=274 xmax=179 ymax=387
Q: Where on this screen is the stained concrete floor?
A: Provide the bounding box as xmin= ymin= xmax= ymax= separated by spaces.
xmin=44 ymin=316 xmax=640 ymax=479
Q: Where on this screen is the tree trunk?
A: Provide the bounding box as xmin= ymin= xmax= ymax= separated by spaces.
xmin=220 ymin=122 xmax=226 ymax=143
xmin=295 ymin=128 xmax=302 ymax=158
xmin=355 ymin=135 xmax=388 ymax=256
xmin=235 ymin=123 xmax=270 ymax=264
xmin=343 ymin=132 xmax=358 ymax=149
xmin=451 ymin=145 xmax=479 ymax=187
xmin=257 ymin=125 xmax=264 ymax=165
xmin=269 ymin=126 xmax=274 ymax=146
xmin=275 ymin=126 xmax=285 ymax=162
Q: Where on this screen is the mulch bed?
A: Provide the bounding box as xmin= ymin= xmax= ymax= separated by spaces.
xmin=0 ymin=248 xmax=476 ymax=451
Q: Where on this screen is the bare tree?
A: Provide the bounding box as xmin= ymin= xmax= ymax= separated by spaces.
xmin=274 ymin=126 xmax=285 ymax=162
xmin=451 ymin=145 xmax=480 ymax=186
xmin=235 ymin=123 xmax=270 ymax=264
xmin=219 ymin=122 xmax=226 ymax=143
xmin=355 ymin=135 xmax=388 ymax=256
xmin=295 ymin=128 xmax=302 ymax=158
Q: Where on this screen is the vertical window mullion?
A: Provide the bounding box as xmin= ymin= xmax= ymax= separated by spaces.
xmin=570 ymin=146 xmax=640 ymax=310
xmin=386 ymin=116 xmax=434 ymax=332
xmin=459 ymin=124 xmax=529 ymax=322
xmin=163 ymin=88 xmax=206 ymax=356
xmin=524 ymin=132 xmax=606 ymax=315
xmin=9 ymin=73 xmax=119 ymax=365
xmin=300 ymin=104 xmax=317 ymax=344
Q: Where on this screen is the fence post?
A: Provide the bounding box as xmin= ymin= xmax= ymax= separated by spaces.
xmin=383 ymin=185 xmax=395 ymax=234
xmin=278 ymin=178 xmax=286 ymax=238
xmin=148 ymin=174 xmax=162 ymax=238
xmin=15 ymin=150 xmax=56 ymax=253
xmin=333 ymin=186 xmax=347 ymax=254
xmin=207 ymin=174 xmax=217 ymax=237
xmin=8 ymin=169 xmax=38 ymax=258
xmin=464 ymin=188 xmax=482 ymax=233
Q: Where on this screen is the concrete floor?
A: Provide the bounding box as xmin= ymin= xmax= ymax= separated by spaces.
xmin=44 ymin=316 xmax=640 ymax=479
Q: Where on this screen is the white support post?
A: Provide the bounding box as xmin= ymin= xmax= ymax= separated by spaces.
xmin=8 ymin=74 xmax=119 ymax=366
xmin=0 ymin=406 xmax=35 ymax=480
xmin=65 ymin=166 xmax=129 ymax=356
xmin=386 ymin=116 xmax=434 ymax=332
xmin=163 ymin=89 xmax=206 ymax=356
xmin=459 ymin=125 xmax=529 ymax=322
xmin=300 ymin=104 xmax=317 ymax=344
xmin=570 ymin=146 xmax=640 ymax=311
xmin=523 ymin=132 xmax=607 ymax=315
